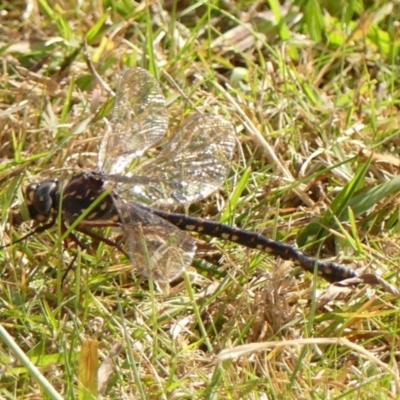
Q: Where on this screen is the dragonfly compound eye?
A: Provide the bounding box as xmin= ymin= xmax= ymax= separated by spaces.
xmin=25 ymin=179 xmax=59 ymax=220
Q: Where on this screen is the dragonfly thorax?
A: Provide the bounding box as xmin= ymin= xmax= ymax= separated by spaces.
xmin=24 ymin=179 xmax=60 ymax=222
xmin=60 ymin=172 xmax=119 ymax=223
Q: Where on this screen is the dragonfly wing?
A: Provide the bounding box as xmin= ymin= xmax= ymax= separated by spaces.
xmin=115 ymin=199 xmax=196 ymax=284
xmin=115 ymin=114 xmax=236 ymax=207
xmin=98 ymin=67 xmax=169 ymax=175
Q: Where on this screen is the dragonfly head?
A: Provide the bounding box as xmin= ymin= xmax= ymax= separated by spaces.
xmin=24 ymin=179 xmax=59 ymax=222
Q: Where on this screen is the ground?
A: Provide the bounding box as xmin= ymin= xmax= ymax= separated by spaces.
xmin=1 ymin=1 xmax=400 ymax=399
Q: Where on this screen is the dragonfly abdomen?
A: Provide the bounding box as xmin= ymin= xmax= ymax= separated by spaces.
xmin=150 ymin=208 xmax=358 ymax=283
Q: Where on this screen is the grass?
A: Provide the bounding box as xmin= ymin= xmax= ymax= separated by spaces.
xmin=1 ymin=0 xmax=400 ymax=398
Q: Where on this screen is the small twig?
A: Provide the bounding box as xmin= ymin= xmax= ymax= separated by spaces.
xmin=83 ymin=41 xmax=115 ymax=97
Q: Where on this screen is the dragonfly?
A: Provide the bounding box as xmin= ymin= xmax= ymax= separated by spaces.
xmin=11 ymin=67 xmax=358 ymax=286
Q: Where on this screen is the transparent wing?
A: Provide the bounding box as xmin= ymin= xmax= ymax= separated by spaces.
xmin=98 ymin=67 xmax=169 ymax=175
xmin=108 ymin=114 xmax=236 ymax=207
xmin=115 ymin=199 xmax=196 ymax=284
